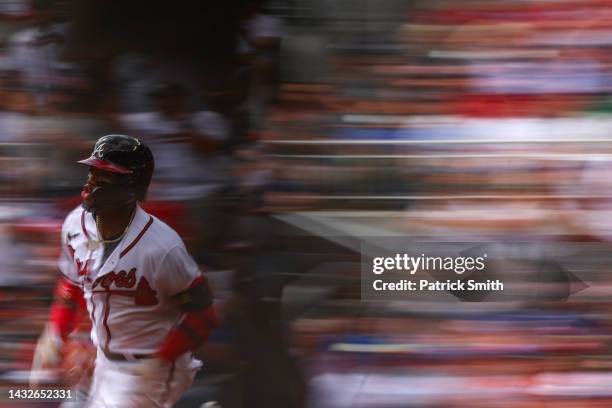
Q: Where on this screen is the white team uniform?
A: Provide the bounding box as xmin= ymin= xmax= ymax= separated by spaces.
xmin=58 ymin=204 xmax=204 ymax=407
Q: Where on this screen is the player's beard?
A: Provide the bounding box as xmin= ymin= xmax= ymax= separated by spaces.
xmin=81 ymin=181 xmax=136 ymax=212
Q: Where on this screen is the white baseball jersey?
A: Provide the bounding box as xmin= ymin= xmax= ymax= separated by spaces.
xmin=58 ymin=204 xmax=202 ymax=355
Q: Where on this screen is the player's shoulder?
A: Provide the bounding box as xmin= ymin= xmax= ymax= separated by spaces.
xmin=61 ymin=205 xmax=85 ymax=234
xmin=140 ymin=207 xmax=185 ymax=250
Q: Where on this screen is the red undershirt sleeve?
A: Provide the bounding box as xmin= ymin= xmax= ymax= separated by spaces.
xmin=156 ymin=277 xmax=219 ymax=361
xmin=48 ymin=276 xmax=85 ymax=341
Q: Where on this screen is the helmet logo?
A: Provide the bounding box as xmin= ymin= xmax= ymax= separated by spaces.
xmin=93 ymin=142 xmax=106 ymax=157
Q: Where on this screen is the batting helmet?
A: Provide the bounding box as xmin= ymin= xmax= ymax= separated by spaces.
xmin=78 ymin=134 xmax=154 ymax=209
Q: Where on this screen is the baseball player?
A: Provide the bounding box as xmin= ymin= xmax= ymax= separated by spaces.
xmin=31 ymin=134 xmax=219 ymax=407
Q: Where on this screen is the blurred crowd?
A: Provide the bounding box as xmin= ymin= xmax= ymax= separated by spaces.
xmin=3 ymin=0 xmax=612 ymax=407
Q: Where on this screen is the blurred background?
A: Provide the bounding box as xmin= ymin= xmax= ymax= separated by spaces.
xmin=2 ymin=0 xmax=612 ymax=406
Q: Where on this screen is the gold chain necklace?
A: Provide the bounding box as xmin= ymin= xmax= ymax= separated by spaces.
xmin=87 ymin=208 xmax=136 ymax=251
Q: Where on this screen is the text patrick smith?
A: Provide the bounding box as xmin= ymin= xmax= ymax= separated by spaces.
xmin=373 ymin=279 xmax=504 ymax=292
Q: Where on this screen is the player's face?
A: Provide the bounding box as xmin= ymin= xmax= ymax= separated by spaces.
xmin=81 ymin=167 xmax=122 ymax=209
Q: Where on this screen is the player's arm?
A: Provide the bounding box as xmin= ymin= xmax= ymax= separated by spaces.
xmin=150 ymin=244 xmax=221 ymax=362
xmin=48 ymin=275 xmax=85 ymax=341
xmin=135 ymin=273 xmax=219 ymax=385
xmin=31 ymin=224 xmax=84 ymax=386
xmin=156 ymin=276 xmax=220 ymax=361
xmin=48 ymin=226 xmax=86 ymax=341
xmin=30 ymin=276 xmax=84 ymax=385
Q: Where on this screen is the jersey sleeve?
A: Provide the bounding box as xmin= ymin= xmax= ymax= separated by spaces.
xmin=154 ymin=244 xmax=203 ymax=296
xmin=57 ymin=220 xmax=79 ymax=285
